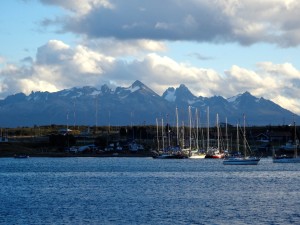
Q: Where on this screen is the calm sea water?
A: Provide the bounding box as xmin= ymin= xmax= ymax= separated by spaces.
xmin=0 ymin=157 xmax=300 ymax=225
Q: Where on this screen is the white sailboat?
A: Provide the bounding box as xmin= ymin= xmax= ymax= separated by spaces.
xmin=223 ymin=115 xmax=260 ymax=165
xmin=273 ymin=121 xmax=300 ymax=163
xmin=153 ymin=112 xmax=188 ymax=159
xmin=190 ymin=107 xmax=206 ymax=159
xmin=205 ymin=112 xmax=225 ymax=159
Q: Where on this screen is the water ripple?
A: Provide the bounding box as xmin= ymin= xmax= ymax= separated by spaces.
xmin=0 ymin=157 xmax=300 ymax=224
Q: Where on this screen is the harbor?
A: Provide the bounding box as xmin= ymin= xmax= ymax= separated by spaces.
xmin=0 ymin=124 xmax=299 ymax=160
xmin=1 ymin=157 xmax=299 ymax=225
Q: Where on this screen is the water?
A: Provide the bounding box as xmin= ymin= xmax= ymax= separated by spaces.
xmin=0 ymin=157 xmax=300 ymax=225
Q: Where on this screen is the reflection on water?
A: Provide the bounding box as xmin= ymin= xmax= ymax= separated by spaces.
xmin=0 ymin=157 xmax=300 ymax=225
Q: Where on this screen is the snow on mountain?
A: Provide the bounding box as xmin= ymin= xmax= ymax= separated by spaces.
xmin=163 ymin=84 xmax=197 ymax=106
xmin=227 ymin=94 xmax=241 ymax=103
xmin=0 ymin=80 xmax=298 ymax=127
xmin=163 ymin=88 xmax=176 ymax=102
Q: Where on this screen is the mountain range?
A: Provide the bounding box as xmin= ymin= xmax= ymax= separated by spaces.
xmin=0 ymin=80 xmax=298 ymax=127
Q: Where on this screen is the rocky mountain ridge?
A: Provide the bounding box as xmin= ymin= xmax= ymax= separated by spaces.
xmin=0 ymin=80 xmax=297 ymax=127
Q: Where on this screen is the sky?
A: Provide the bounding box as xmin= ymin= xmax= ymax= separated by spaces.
xmin=1 ymin=0 xmax=300 ymax=115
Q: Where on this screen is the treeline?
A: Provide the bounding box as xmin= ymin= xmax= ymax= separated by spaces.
xmin=2 ymin=123 xmax=296 ymax=138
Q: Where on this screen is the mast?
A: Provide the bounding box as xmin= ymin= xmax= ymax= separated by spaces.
xmin=237 ymin=123 xmax=239 ymax=153
xmin=73 ymin=98 xmax=76 ymax=129
xmin=182 ymin=121 xmax=185 ymax=149
xmin=66 ymin=111 xmax=69 ymax=133
xmin=217 ymin=113 xmax=220 ymax=151
xmin=176 ymin=107 xmax=179 ymax=146
xmin=196 ymin=108 xmax=199 ymax=150
xmin=66 ymin=111 xmax=69 ymax=148
xmin=167 ymin=114 xmax=170 ymax=148
xmin=156 ymin=118 xmax=160 ymax=151
xmin=202 ymin=129 xmax=205 ymax=150
xmin=226 ymin=117 xmax=229 ymax=151
xmin=294 ymin=121 xmax=297 ymax=158
xmin=207 ymin=106 xmax=210 ymax=152
xmin=243 ymin=114 xmax=246 ymax=157
xmin=189 ymin=106 xmax=192 ymax=152
xmin=161 ymin=118 xmax=164 ymax=152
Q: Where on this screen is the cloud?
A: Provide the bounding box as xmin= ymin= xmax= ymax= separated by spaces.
xmin=131 ymin=53 xmax=222 ymax=97
xmin=0 ymin=41 xmax=223 ymax=99
xmin=84 ymin=38 xmax=167 ymax=57
xmin=0 ymin=40 xmax=116 ymax=97
xmin=1 ymin=40 xmax=300 ymax=114
xmin=224 ymin=62 xmax=300 ymax=113
xmin=39 ymin=0 xmax=300 ymax=47
xmin=40 ymin=0 xmax=113 ymax=15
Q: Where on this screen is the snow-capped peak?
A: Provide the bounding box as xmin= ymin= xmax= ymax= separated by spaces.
xmin=163 ymin=87 xmax=176 ymax=102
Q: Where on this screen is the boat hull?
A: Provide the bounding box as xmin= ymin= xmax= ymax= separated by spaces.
xmin=189 ymin=154 xmax=206 ymax=159
xmin=205 ymin=154 xmax=225 ymax=159
xmin=223 ymin=157 xmax=260 ymax=165
xmin=153 ymin=153 xmax=188 ymax=159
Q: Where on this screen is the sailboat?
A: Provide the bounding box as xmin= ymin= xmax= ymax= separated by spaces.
xmin=190 ymin=108 xmax=206 ymax=159
xmin=223 ymin=115 xmax=260 ymax=165
xmin=205 ymin=112 xmax=225 ymax=159
xmin=152 ymin=112 xmax=188 ymax=159
xmin=273 ymin=121 xmax=300 ymax=163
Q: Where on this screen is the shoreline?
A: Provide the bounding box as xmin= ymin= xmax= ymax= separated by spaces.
xmin=1 ymin=153 xmax=154 ymax=158
xmin=0 ymin=143 xmax=154 ymax=158
xmin=0 ymin=151 xmax=154 ymax=158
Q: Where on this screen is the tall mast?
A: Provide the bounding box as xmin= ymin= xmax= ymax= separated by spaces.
xmin=156 ymin=118 xmax=160 ymax=151
xmin=66 ymin=111 xmax=69 ymax=133
xmin=161 ymin=118 xmax=164 ymax=151
xmin=226 ymin=117 xmax=229 ymax=150
xmin=167 ymin=114 xmax=170 ymax=148
xmin=176 ymin=107 xmax=179 ymax=146
xmin=217 ymin=113 xmax=220 ymax=151
xmin=237 ymin=123 xmax=239 ymax=153
xmin=189 ymin=106 xmax=192 ymax=152
xmin=243 ymin=114 xmax=246 ymax=157
xmin=182 ymin=121 xmax=185 ymax=149
xmin=196 ymin=108 xmax=199 ymax=150
xmin=207 ymin=106 xmax=210 ymax=151
xmin=294 ymin=120 xmax=297 ymax=158
xmin=73 ymin=99 xmax=76 ymax=129
xmin=202 ymin=129 xmax=205 ymax=150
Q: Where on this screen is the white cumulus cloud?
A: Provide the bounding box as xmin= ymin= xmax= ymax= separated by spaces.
xmin=1 ymin=40 xmax=300 ymax=114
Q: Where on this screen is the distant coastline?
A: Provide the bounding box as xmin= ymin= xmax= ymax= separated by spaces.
xmin=0 ymin=143 xmax=153 ymax=158
xmin=1 ymin=124 xmax=299 ymax=158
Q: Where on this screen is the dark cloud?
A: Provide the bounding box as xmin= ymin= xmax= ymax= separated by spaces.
xmin=38 ymin=0 xmax=300 ymax=47
xmin=50 ymin=0 xmax=232 ymax=42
